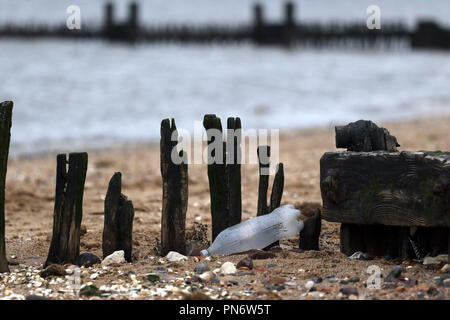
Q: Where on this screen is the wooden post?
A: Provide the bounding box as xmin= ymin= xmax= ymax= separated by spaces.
xmin=253 ymin=4 xmax=264 ymax=28
xmin=45 ymin=152 xmax=88 ymax=267
xmin=102 ymin=172 xmax=134 ymax=262
xmin=284 ymin=2 xmax=295 ymax=27
xmin=269 ymin=163 xmax=284 ymax=212
xmin=0 ymin=101 xmax=13 ymax=273
xmin=203 ymin=115 xmax=228 ymax=241
xmin=104 ymin=2 xmax=114 ymax=30
xmin=257 ymin=146 xmax=270 ymax=216
xmin=265 ymin=163 xmax=285 ymax=248
xmin=226 ymin=117 xmax=242 ymax=227
xmin=160 ymin=119 xmax=188 ymax=255
xmin=299 ymin=208 xmax=322 ymax=251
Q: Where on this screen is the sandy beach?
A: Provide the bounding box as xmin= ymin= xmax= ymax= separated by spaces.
xmin=1 ymin=115 xmax=449 ymax=300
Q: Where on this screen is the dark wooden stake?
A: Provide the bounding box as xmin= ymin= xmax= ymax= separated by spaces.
xmin=269 ymin=163 xmax=284 ymax=212
xmin=265 ymin=163 xmax=285 ymax=248
xmin=45 ymin=152 xmax=88 ymax=267
xmin=102 ymin=172 xmax=135 ymax=262
xmin=0 ymin=101 xmax=13 ymax=273
xmin=160 ymin=119 xmax=188 ymax=255
xmin=299 ymin=208 xmax=322 ymax=251
xmin=203 ymin=115 xmax=228 ymax=241
xmin=257 ymin=145 xmax=270 ymax=216
xmin=226 ymin=117 xmax=242 ymax=227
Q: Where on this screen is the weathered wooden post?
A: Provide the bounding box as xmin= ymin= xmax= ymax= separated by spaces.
xmin=226 ymin=117 xmax=242 ymax=227
xmin=269 ymin=163 xmax=284 ymax=213
xmin=299 ymin=208 xmax=322 ymax=251
xmin=104 ymin=2 xmax=114 ymax=31
xmin=0 ymin=101 xmax=13 ymax=273
xmin=268 ymin=163 xmax=284 ymax=248
xmin=102 ymin=172 xmax=134 ymax=262
xmin=45 ymin=152 xmax=88 ymax=267
xmin=257 ymin=146 xmax=270 ymax=216
xmin=257 ymin=147 xmax=285 ymax=248
xmin=160 ymin=119 xmax=188 ymax=255
xmin=203 ymin=115 xmax=227 ymax=241
xmin=128 ymin=2 xmax=139 ymax=42
xmin=321 ymin=120 xmax=449 ymax=259
xmin=203 ymin=115 xmax=243 ymax=241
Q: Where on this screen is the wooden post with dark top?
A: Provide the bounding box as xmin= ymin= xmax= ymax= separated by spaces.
xmin=102 ymin=172 xmax=135 ymax=262
xmin=257 ymin=146 xmax=270 ymax=216
xmin=45 ymin=152 xmax=88 ymax=267
xmin=0 ymin=101 xmax=13 ymax=273
xmin=160 ymin=119 xmax=188 ymax=255
xmin=226 ymin=117 xmax=242 ymax=227
xmin=203 ymin=115 xmax=228 ymax=241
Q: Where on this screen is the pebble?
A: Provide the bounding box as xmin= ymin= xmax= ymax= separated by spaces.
xmin=248 ymin=251 xmax=276 ymax=260
xmin=102 ymin=250 xmax=126 ymax=266
xmin=266 ymin=263 xmax=277 ymax=269
xmin=199 ymin=271 xmax=215 ymax=282
xmin=220 ymin=262 xmax=237 ymax=275
xmin=79 ymin=284 xmax=102 ymax=297
xmin=385 ymin=266 xmax=402 ymax=282
xmin=340 ymin=287 xmax=358 ymax=296
xmin=236 ymin=257 xmax=254 ymax=270
xmin=40 ymin=264 xmax=67 ymax=278
xmin=165 ymin=251 xmax=187 ymax=262
xmin=77 ymin=252 xmax=101 ymax=267
xmin=348 ymin=276 xmax=360 ymax=283
xmin=440 ymin=264 xmax=449 ymax=273
xmin=194 ymin=262 xmax=209 ymax=274
xmin=313 ymin=277 xmax=323 ymax=284
xmin=305 ymin=280 xmax=315 ymax=290
xmin=265 ymin=285 xmax=285 ymax=291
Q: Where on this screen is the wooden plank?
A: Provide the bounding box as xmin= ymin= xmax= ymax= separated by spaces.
xmin=45 ymin=152 xmax=88 ymax=267
xmin=320 ymin=151 xmax=450 ymax=227
xmin=102 ymin=172 xmax=134 ymax=261
xmin=0 ymin=101 xmax=13 ymax=273
xmin=160 ymin=118 xmax=188 ymax=255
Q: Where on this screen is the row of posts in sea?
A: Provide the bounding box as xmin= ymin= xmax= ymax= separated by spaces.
xmin=0 ymin=2 xmax=449 ymax=50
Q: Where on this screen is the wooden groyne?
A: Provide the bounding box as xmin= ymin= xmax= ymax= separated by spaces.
xmin=1 ymin=2 xmax=449 ymax=50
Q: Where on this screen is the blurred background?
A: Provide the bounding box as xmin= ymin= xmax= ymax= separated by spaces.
xmin=1 ymin=0 xmax=450 ymax=156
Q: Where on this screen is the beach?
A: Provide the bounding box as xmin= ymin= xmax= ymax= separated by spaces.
xmin=1 ymin=115 xmax=449 ymax=300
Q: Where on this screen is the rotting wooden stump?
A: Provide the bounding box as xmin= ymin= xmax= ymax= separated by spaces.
xmin=0 ymin=101 xmax=13 ymax=273
xmin=160 ymin=119 xmax=188 ymax=256
xmin=321 ymin=150 xmax=450 ymax=259
xmin=299 ymin=208 xmax=322 ymax=251
xmin=203 ymin=114 xmax=243 ymax=241
xmin=257 ymin=146 xmax=271 ymax=217
xmin=257 ymin=146 xmax=285 ymax=249
xmin=102 ymin=172 xmax=134 ymax=262
xmin=226 ymin=117 xmax=242 ymax=227
xmin=45 ymin=152 xmax=88 ymax=267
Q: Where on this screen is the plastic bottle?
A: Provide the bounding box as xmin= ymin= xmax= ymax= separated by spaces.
xmin=200 ymin=204 xmax=304 ymax=256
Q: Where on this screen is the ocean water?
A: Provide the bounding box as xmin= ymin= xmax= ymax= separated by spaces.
xmin=1 ymin=1 xmax=450 ymax=156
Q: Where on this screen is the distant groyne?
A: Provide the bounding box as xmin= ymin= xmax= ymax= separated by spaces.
xmin=1 ymin=2 xmax=450 ymax=50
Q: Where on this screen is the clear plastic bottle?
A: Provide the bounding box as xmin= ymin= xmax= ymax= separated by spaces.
xmin=200 ymin=204 xmax=304 ymax=256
